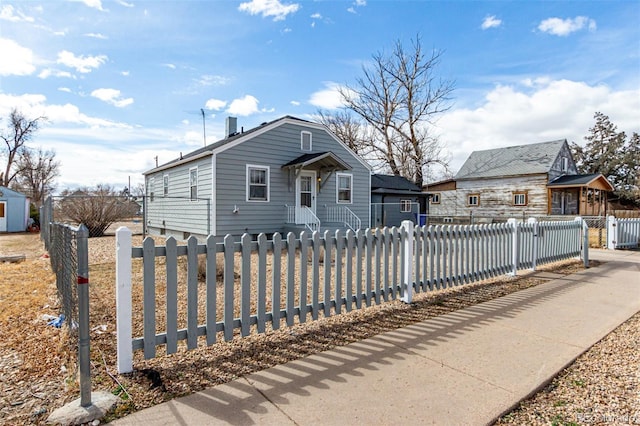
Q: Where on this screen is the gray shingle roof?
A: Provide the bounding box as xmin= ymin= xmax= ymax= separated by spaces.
xmin=371 ymin=174 xmax=421 ymax=192
xmin=455 ymin=139 xmax=567 ymax=180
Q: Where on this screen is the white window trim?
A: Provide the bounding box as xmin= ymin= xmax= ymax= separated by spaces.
xmin=400 ymin=199 xmax=412 ymax=212
xmin=189 ymin=167 xmax=198 ymax=201
xmin=301 ymin=131 xmax=312 ymax=151
xmin=336 ymin=172 xmax=353 ymax=204
xmin=468 ymin=194 xmax=480 ymax=207
xmin=163 ymin=174 xmax=169 ymax=197
xmin=246 ymin=164 xmax=270 ymax=202
xmin=431 ymin=193 xmax=441 ymax=204
xmin=561 ymin=157 xmax=568 ymax=172
xmin=513 ymin=193 xmax=527 ymax=206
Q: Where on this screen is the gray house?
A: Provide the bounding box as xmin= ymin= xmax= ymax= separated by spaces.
xmin=427 ymin=139 xmax=614 ymax=221
xmin=144 ymin=116 xmax=372 ymax=240
xmin=0 ymin=186 xmax=29 ymax=233
xmin=371 ymin=174 xmax=427 ymax=227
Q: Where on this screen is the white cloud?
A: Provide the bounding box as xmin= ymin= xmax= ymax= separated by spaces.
xmin=196 ymin=74 xmax=230 ymax=86
xmin=308 ymin=82 xmax=349 ymax=109
xmin=290 ymin=100 xmax=300 ymax=106
xmin=38 ymin=68 xmax=74 ymax=79
xmin=57 ymin=50 xmax=108 ymax=73
xmin=481 ymin=15 xmax=502 ymax=30
xmin=80 ymin=0 xmax=106 ymax=11
xmin=227 ymin=95 xmax=260 ymax=116
xmin=58 ymin=87 xmax=72 ymax=93
xmin=116 ymin=0 xmax=134 ymax=7
xmin=311 ymin=13 xmax=321 ymax=19
xmin=205 ymin=98 xmax=227 ymax=111
xmin=0 ymin=5 xmax=34 ymax=22
xmin=84 ymin=33 xmax=108 ymax=39
xmin=91 ymin=88 xmax=134 ymax=107
xmin=121 ymin=70 xmax=130 ymax=76
xmin=163 ymin=63 xmax=176 ymax=69
xmin=0 ymin=38 xmax=35 ymax=76
xmin=238 ymin=0 xmax=300 ymax=21
xmin=538 ymin=16 xmax=597 ymax=36
xmin=435 ymin=79 xmax=640 ymax=173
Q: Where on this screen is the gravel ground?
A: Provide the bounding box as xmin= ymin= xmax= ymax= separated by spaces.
xmin=1 ymin=233 xmax=637 ymax=425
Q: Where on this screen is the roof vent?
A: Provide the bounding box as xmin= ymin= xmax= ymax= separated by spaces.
xmin=225 ymin=116 xmax=237 ymax=139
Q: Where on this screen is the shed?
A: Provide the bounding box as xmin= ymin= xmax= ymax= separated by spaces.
xmin=0 ymin=186 xmax=30 ymax=233
xmin=371 ymin=174 xmax=427 ymax=227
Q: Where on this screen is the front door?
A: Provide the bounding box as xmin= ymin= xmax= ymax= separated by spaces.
xmin=0 ymin=202 xmax=6 ymax=232
xmin=295 ymin=171 xmax=316 ymax=223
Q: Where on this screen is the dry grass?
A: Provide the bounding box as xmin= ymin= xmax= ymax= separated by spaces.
xmin=0 ymin=232 xmax=611 ymax=424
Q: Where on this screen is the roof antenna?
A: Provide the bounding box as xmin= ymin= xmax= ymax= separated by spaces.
xmin=201 ymin=108 xmax=206 ymax=146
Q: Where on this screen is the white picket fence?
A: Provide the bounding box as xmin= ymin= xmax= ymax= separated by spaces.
xmin=607 ymin=216 xmax=640 ymax=249
xmin=115 ymin=217 xmax=588 ymax=373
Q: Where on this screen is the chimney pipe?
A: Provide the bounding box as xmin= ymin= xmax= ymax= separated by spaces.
xmin=225 ymin=116 xmax=237 ymax=138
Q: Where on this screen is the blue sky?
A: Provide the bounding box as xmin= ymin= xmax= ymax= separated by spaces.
xmin=1 ymin=0 xmax=639 ymax=191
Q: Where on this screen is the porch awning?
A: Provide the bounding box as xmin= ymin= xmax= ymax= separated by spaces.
xmin=282 ymin=152 xmax=351 ymax=192
xmin=547 ymin=173 xmax=614 ymax=191
xmin=282 ymin=151 xmax=351 ymax=172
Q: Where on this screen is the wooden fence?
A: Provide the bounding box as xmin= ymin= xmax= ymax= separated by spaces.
xmin=115 ymin=218 xmax=588 ymax=373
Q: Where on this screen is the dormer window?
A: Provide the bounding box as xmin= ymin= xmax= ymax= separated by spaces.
xmin=301 ymin=131 xmax=312 ymax=151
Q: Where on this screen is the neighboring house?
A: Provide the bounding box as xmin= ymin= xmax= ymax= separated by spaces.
xmin=0 ymin=186 xmax=30 ymax=233
xmin=426 ymin=139 xmax=614 ymax=221
xmin=144 ymin=116 xmax=372 ymax=240
xmin=370 ymin=174 xmax=427 ymax=227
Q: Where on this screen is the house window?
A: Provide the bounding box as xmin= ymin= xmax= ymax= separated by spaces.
xmin=148 ymin=177 xmax=155 ymax=202
xmin=337 ymin=173 xmax=352 ymax=203
xmin=189 ymin=168 xmax=198 ymax=200
xmin=400 ymin=200 xmax=412 ymax=212
xmin=561 ymin=157 xmax=568 ymax=172
xmin=431 ymin=193 xmax=441 ymax=204
xmin=163 ymin=174 xmax=169 ymax=197
xmin=247 ymin=165 xmax=270 ymax=202
xmin=513 ymin=193 xmax=527 ymax=206
xmin=467 ymin=194 xmax=480 ymax=206
xmin=301 ymin=131 xmax=312 ymax=151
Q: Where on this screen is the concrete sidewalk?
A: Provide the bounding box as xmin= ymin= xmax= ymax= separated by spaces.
xmin=111 ymin=249 xmax=640 ymax=426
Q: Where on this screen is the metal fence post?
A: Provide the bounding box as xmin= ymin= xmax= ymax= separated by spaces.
xmin=76 ymin=224 xmax=92 ymax=407
xmin=508 ymin=218 xmax=518 ymax=276
xmin=401 ymin=220 xmax=414 ymax=304
xmin=116 ymin=226 xmax=134 ymax=374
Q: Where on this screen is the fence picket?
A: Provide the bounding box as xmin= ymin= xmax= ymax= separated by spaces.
xmin=205 ymin=235 xmax=217 ymax=345
xmin=286 ymin=232 xmax=296 ymax=326
xmin=165 ymin=237 xmax=178 ymax=354
xmin=345 ymin=230 xmax=354 ymax=311
xmin=241 ymin=233 xmax=251 ymax=337
xmin=271 ymin=233 xmax=282 ymax=330
xmin=323 ymin=230 xmax=332 ymax=318
xmin=142 ymin=237 xmax=156 ymax=359
xmin=334 ymin=230 xmax=343 ymax=314
xmin=257 ymin=233 xmax=267 ymax=333
xmin=299 ymin=231 xmax=309 ymax=323
xmin=223 ymin=235 xmax=234 ymax=341
xmin=187 ymin=236 xmax=198 ymax=349
xmin=311 ymin=232 xmax=320 ymax=321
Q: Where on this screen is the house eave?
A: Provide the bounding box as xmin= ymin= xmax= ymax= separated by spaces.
xmin=143 ymin=151 xmax=214 ymax=175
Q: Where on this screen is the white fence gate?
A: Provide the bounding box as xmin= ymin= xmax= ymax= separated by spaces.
xmin=607 ymin=216 xmax=640 ymax=249
xmin=115 ymin=218 xmax=588 ymax=373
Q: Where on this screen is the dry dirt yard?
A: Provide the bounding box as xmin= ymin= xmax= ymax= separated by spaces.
xmin=0 ymin=232 xmax=637 ymax=425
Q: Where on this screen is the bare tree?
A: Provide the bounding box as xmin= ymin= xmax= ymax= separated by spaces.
xmin=58 ymin=184 xmax=139 ymax=237
xmin=1 ymin=108 xmax=46 ymax=187
xmin=13 ymin=147 xmax=60 ymax=206
xmin=338 ymin=34 xmax=454 ymax=187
